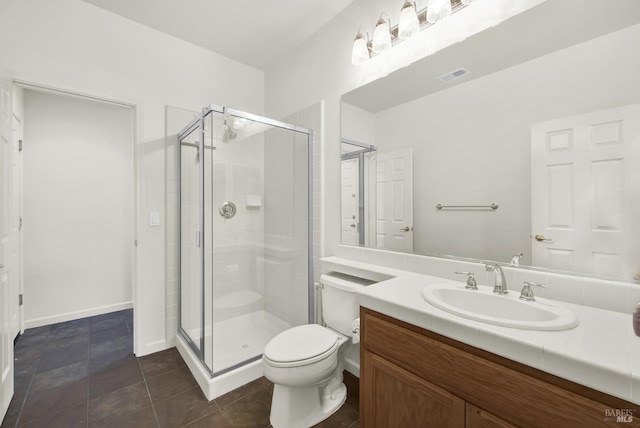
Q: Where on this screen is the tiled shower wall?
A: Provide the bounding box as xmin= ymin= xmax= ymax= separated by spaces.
xmin=276 ymin=102 xmax=323 ymax=326
xmin=283 ymin=102 xmax=324 ymax=288
xmin=205 ymin=115 xmax=265 ymax=322
xmin=178 ymin=130 xmax=201 ymax=339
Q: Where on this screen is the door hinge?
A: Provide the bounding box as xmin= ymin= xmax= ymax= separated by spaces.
xmin=19 ymin=216 xmax=22 ymax=231
xmin=18 ymin=139 xmax=23 ymax=152
xmin=134 ymin=239 xmax=138 ymax=247
xmin=19 ymin=294 xmax=23 ymax=306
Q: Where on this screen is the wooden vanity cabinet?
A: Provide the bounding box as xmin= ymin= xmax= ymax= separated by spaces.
xmin=360 ymin=308 xmax=640 ymax=428
xmin=466 ymin=404 xmax=517 ymax=428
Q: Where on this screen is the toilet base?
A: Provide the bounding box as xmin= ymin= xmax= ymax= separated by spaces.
xmin=269 ymin=379 xmax=347 ymax=428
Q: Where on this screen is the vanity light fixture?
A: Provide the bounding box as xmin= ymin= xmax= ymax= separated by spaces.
xmin=427 ymin=0 xmax=452 ymax=23
xmin=398 ymin=1 xmax=420 ymax=40
xmin=351 ymin=0 xmax=475 ymax=65
xmin=372 ymin=13 xmax=392 ymax=54
xmin=351 ymin=29 xmax=371 ymax=65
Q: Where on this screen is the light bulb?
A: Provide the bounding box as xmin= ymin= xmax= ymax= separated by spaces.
xmin=372 ymin=17 xmax=391 ymax=54
xmin=427 ymin=0 xmax=451 ymax=23
xmin=351 ymin=32 xmax=370 ymax=65
xmin=398 ymin=1 xmax=420 ymax=40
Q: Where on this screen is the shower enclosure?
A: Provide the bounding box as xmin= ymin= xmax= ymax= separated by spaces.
xmin=176 ymin=105 xmax=313 ymax=399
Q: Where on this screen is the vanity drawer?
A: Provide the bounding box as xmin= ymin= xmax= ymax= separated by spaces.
xmin=361 ymin=308 xmax=640 ymax=428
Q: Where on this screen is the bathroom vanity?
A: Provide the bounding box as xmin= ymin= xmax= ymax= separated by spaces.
xmin=321 ymin=257 xmax=640 ymax=427
xmin=360 ymin=308 xmax=639 ymax=427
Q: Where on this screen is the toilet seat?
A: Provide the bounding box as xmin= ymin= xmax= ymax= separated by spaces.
xmin=263 ymin=324 xmax=339 ymax=368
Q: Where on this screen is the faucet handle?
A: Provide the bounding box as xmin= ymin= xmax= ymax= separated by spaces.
xmin=519 ymin=280 xmax=546 ymax=302
xmin=485 ymin=263 xmax=497 ymax=272
xmin=455 ymin=271 xmax=478 ymax=290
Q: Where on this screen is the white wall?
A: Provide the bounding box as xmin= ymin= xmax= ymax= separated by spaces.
xmin=360 ymin=24 xmax=640 ymax=263
xmin=0 ymin=0 xmax=264 ymax=355
xmin=265 ymin=0 xmax=546 ymax=263
xmin=341 ymin=103 xmax=375 ymax=146
xmin=23 ymin=90 xmax=134 ymax=326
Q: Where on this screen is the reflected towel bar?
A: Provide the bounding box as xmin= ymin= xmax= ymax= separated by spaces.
xmin=436 ymin=203 xmax=499 ymax=210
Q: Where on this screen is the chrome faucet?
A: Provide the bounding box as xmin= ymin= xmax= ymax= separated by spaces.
xmin=485 ymin=263 xmax=508 ymax=295
xmin=510 ymin=252 xmax=523 ymax=267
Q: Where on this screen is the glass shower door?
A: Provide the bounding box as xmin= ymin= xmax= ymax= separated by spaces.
xmin=179 ymin=124 xmax=204 ymax=357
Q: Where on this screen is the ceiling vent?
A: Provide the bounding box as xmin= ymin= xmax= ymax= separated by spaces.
xmin=437 ymin=67 xmax=469 ymax=83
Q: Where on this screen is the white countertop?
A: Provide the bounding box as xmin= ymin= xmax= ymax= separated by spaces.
xmin=324 ymin=257 xmax=640 ymax=405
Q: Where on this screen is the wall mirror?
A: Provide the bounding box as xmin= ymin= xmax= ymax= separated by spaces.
xmin=340 ymin=0 xmax=640 ymax=283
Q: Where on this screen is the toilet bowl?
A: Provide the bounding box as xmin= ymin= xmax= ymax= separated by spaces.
xmin=262 ymin=272 xmax=374 ymax=428
xmin=263 ymin=324 xmax=350 ymax=428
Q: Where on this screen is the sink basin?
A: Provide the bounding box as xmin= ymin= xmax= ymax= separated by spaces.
xmin=421 ymin=284 xmax=578 ymax=331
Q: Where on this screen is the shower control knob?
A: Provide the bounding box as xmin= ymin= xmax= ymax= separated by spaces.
xmin=219 ymin=201 xmax=237 ymax=219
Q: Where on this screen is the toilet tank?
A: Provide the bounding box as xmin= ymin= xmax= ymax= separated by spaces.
xmin=320 ymin=272 xmax=375 ymax=336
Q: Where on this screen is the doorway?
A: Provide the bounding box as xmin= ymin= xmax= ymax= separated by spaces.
xmin=20 ymin=87 xmax=136 ymax=329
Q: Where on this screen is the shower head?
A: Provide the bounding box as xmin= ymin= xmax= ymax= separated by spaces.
xmin=223 ymin=119 xmax=237 ymax=142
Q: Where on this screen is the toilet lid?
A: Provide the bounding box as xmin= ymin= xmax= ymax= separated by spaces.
xmin=264 ymin=324 xmax=338 ymax=363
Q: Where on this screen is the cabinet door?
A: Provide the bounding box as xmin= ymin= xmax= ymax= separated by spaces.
xmin=466 ymin=403 xmax=517 ymax=428
xmin=362 ymin=351 xmax=464 ymax=428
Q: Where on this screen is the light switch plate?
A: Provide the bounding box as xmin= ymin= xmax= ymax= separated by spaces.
xmin=149 ymin=211 xmax=160 ymax=227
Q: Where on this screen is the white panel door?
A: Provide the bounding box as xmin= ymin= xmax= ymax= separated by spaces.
xmin=341 ymin=158 xmax=359 ymax=245
xmin=375 ymin=148 xmax=413 ymax=251
xmin=0 ymin=73 xmax=14 ymax=422
xmin=531 ymin=104 xmax=640 ymax=279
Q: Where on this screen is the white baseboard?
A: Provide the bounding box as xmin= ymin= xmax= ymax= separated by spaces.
xmin=24 ymin=301 xmax=134 ymax=329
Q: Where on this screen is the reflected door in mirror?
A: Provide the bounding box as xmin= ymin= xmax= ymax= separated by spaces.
xmin=376 ymin=148 xmax=413 ymax=251
xmin=531 ymin=103 xmax=640 ymax=280
xmin=341 ymin=158 xmax=360 ymax=245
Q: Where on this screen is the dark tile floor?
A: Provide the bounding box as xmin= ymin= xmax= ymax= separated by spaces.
xmin=1 ymin=310 xmax=359 ymax=428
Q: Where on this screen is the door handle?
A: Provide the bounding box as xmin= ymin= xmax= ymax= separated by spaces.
xmin=400 ymin=227 xmax=412 ymax=232
xmin=350 ymin=224 xmax=356 ymax=228
xmin=534 ymin=234 xmax=552 ymax=242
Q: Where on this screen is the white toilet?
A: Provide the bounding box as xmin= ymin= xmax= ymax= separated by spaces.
xmin=262 ymin=272 xmax=371 ymax=428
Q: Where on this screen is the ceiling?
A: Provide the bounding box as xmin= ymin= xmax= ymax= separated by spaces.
xmin=343 ymin=0 xmax=640 ymax=113
xmin=81 ymin=0 xmax=354 ymax=71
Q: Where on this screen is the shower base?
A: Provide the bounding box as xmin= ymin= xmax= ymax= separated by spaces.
xmin=177 ymin=309 xmax=291 ymax=400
